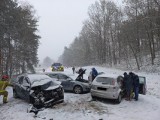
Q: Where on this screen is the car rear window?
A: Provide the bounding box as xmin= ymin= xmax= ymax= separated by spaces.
xmin=96 ymin=77 xmax=115 ymax=85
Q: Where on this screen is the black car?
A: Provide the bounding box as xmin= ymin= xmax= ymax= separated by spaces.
xmin=12 ymin=74 xmax=64 ymax=108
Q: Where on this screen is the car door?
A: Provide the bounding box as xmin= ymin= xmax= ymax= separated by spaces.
xmin=20 ymin=77 xmax=31 ymax=101
xmin=15 ymin=76 xmax=25 ymax=98
xmin=58 ymin=74 xmax=73 ymax=91
xmin=139 ymin=76 xmax=146 ymax=95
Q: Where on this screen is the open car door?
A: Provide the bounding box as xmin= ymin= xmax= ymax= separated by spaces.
xmin=139 ymin=76 xmax=147 ymax=95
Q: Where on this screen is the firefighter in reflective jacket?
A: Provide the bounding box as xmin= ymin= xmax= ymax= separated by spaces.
xmin=0 ymin=75 xmax=12 ymax=103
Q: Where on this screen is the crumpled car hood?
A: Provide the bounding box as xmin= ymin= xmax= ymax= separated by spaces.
xmin=45 ymin=85 xmax=61 ymax=90
xmin=31 ymin=79 xmax=60 ymax=90
xmin=31 ymin=79 xmax=52 ymax=87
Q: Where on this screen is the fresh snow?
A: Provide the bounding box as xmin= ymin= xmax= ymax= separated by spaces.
xmin=0 ymin=66 xmax=160 ymax=120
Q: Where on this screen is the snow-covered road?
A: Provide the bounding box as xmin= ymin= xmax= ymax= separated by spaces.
xmin=0 ymin=66 xmax=160 ymax=120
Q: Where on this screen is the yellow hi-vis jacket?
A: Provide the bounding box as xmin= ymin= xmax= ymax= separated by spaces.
xmin=0 ymin=80 xmax=12 ymax=93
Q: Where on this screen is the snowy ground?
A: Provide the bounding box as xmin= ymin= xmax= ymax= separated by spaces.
xmin=0 ymin=66 xmax=160 ymax=120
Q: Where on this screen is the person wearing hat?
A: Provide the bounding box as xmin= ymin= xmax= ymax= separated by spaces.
xmin=123 ymin=72 xmax=133 ymax=101
xmin=0 ymin=75 xmax=12 ymax=103
xmin=129 ymin=72 xmax=139 ymax=101
xmin=91 ymin=68 xmax=98 ymax=81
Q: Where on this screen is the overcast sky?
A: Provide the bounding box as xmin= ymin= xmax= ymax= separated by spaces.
xmin=20 ymin=0 xmax=121 ymax=63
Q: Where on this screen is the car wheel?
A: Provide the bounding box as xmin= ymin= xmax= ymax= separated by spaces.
xmin=116 ymin=94 xmax=122 ymax=104
xmin=91 ymin=95 xmax=96 ymax=101
xmin=13 ymin=90 xmax=18 ymax=98
xmin=73 ymin=85 xmax=83 ymax=94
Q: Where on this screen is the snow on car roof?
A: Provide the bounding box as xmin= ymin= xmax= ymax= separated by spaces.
xmin=28 ymin=74 xmax=50 ymax=81
xmin=97 ymin=73 xmax=121 ymax=79
xmin=44 ymin=71 xmax=88 ymax=80
xmin=27 ymin=74 xmax=54 ymax=87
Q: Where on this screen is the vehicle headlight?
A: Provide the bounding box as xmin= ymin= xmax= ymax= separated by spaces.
xmin=61 ymin=66 xmax=64 ymax=69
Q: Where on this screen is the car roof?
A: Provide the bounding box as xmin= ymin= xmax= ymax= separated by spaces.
xmin=18 ymin=74 xmax=50 ymax=81
xmin=28 ymin=74 xmax=50 ymax=79
xmin=97 ymin=73 xmax=120 ymax=79
xmin=44 ymin=72 xmax=78 ymax=79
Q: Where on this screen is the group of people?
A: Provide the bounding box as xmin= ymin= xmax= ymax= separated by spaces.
xmin=72 ymin=67 xmax=98 ymax=82
xmin=0 ymin=75 xmax=12 ymax=104
xmin=123 ymin=72 xmax=140 ymax=101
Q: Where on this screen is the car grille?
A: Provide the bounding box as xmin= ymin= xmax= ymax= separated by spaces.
xmin=56 ymin=87 xmax=64 ymax=97
xmin=56 ymin=87 xmax=62 ymax=91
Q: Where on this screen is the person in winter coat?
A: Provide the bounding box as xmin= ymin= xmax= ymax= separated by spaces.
xmin=78 ymin=68 xmax=83 ymax=74
xmin=91 ymin=68 xmax=98 ymax=81
xmin=42 ymin=68 xmax=45 ymax=72
xmin=0 ymin=75 xmax=12 ymax=103
xmin=130 ymin=72 xmax=140 ymax=101
xmin=77 ymin=68 xmax=86 ymax=79
xmin=72 ymin=66 xmax=75 ymax=74
xmin=123 ymin=72 xmax=133 ymax=101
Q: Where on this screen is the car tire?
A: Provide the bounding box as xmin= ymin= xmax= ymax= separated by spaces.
xmin=73 ymin=85 xmax=83 ymax=94
xmin=116 ymin=94 xmax=122 ymax=104
xmin=13 ymin=90 xmax=18 ymax=98
xmin=91 ymin=95 xmax=96 ymax=101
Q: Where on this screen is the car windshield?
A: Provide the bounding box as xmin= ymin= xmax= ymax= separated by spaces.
xmin=29 ymin=75 xmax=58 ymax=86
xmin=96 ymin=77 xmax=115 ymax=85
xmin=52 ymin=63 xmax=61 ymax=66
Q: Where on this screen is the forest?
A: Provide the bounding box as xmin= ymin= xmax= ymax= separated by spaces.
xmin=61 ymin=0 xmax=160 ymax=70
xmin=0 ymin=0 xmax=40 ymax=76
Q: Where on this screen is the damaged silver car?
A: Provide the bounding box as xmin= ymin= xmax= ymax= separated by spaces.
xmin=45 ymin=70 xmax=90 ymax=94
xmin=12 ymin=74 xmax=64 ymax=109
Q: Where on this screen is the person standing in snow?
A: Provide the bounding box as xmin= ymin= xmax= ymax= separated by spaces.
xmin=78 ymin=68 xmax=83 ymax=74
xmin=130 ymin=72 xmax=139 ymax=101
xmin=91 ymin=68 xmax=98 ymax=81
xmin=72 ymin=66 xmax=75 ymax=74
xmin=0 ymin=75 xmax=12 ymax=103
xmin=123 ymin=72 xmax=133 ymax=101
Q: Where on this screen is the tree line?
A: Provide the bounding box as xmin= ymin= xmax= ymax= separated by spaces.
xmin=60 ymin=0 xmax=160 ymax=70
xmin=0 ymin=0 xmax=40 ymax=76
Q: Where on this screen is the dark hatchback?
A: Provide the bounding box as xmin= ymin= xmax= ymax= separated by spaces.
xmin=12 ymin=74 xmax=64 ymax=108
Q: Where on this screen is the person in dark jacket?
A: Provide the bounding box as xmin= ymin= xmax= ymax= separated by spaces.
xmin=77 ymin=68 xmax=86 ymax=79
xmin=72 ymin=66 xmax=75 ymax=74
xmin=123 ymin=72 xmax=133 ymax=101
xmin=91 ymin=68 xmax=98 ymax=81
xmin=78 ymin=68 xmax=83 ymax=74
xmin=131 ymin=73 xmax=139 ymax=101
